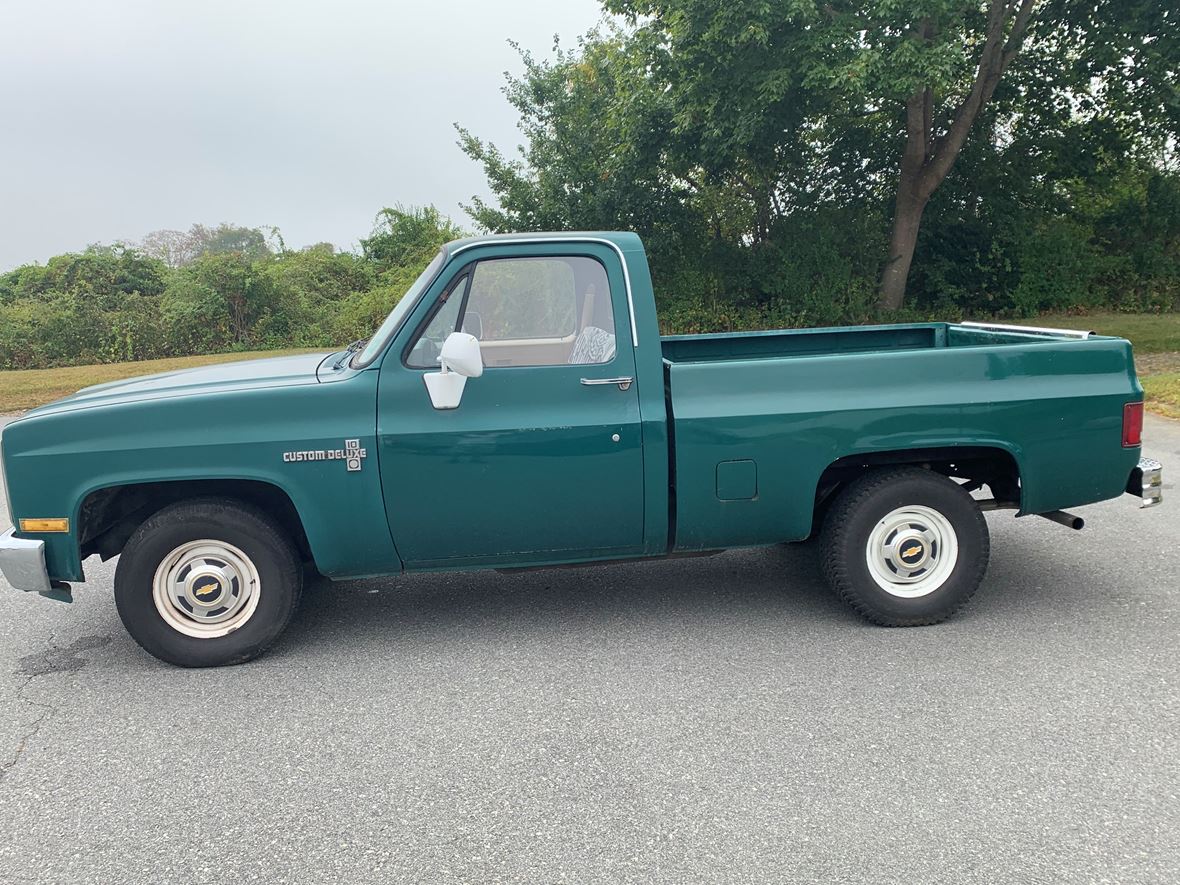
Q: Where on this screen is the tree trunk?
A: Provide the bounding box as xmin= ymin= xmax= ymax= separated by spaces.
xmin=879 ymin=183 xmax=928 ymax=311
xmin=874 ymin=0 xmax=1038 ymax=311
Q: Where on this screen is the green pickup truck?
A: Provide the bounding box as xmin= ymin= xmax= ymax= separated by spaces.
xmin=0 ymin=232 xmax=1164 ymax=666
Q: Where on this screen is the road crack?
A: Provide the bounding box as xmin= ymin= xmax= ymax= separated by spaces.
xmin=1 ymin=673 xmax=59 ymax=782
xmin=1 ymin=631 xmax=58 ymax=783
xmin=2 ymin=632 xmax=110 ymax=783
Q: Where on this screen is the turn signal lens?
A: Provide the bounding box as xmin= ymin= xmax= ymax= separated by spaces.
xmin=1123 ymin=402 xmax=1144 ymax=448
xmin=18 ymin=518 xmax=70 ymax=533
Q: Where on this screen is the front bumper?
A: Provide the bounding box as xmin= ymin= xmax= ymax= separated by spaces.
xmin=1127 ymin=458 xmax=1164 ymax=508
xmin=0 ymin=528 xmax=52 ymax=595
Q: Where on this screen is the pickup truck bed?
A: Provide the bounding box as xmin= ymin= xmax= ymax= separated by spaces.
xmin=663 ymin=322 xmax=1143 ymax=549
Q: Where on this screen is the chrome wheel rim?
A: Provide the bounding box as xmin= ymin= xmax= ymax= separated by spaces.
xmin=152 ymin=540 xmax=261 ymax=638
xmin=865 ymin=505 xmax=958 ymax=598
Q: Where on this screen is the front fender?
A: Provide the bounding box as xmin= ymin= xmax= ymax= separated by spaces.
xmin=2 ymin=373 xmax=400 ymax=583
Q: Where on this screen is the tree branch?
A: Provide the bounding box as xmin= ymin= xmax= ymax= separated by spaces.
xmin=681 ymin=172 xmax=705 ymax=194
xmin=730 ymin=170 xmax=763 ymax=202
xmin=919 ymin=0 xmax=1035 ymax=198
xmin=1001 ymin=0 xmax=1037 ymax=67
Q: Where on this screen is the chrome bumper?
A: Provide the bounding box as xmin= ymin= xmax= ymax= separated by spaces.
xmin=1127 ymin=458 xmax=1163 ymax=508
xmin=0 ymin=527 xmax=53 ymax=595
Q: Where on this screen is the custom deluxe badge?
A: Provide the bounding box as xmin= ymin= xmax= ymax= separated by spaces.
xmin=282 ymin=439 xmax=368 ymax=472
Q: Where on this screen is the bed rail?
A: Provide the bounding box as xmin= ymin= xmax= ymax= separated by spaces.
xmin=958 ymin=321 xmax=1094 ymax=339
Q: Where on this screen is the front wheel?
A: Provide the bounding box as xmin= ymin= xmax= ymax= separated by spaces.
xmin=820 ymin=468 xmax=990 ymax=626
xmin=114 ymin=498 xmax=302 ymax=666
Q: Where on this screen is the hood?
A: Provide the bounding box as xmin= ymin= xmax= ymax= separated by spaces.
xmin=26 ymin=352 xmax=334 ymax=417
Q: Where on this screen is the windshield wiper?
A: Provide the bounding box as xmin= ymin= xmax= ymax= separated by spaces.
xmin=333 ymin=338 xmax=369 ymax=370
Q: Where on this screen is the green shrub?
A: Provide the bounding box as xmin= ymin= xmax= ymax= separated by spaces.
xmin=160 ymin=276 xmax=231 ymax=354
xmin=1010 ymin=219 xmax=1108 ymax=316
xmin=2 ymin=190 xmax=1177 ymax=372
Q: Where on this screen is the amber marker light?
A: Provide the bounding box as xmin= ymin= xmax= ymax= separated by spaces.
xmin=18 ymin=518 xmax=70 ymax=533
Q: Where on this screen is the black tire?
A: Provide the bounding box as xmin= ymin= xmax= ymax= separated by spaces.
xmin=820 ymin=468 xmax=989 ymax=626
xmin=114 ymin=498 xmax=302 ymax=667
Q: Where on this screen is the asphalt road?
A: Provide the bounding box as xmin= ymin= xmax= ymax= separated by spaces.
xmin=0 ymin=415 xmax=1177 ymax=884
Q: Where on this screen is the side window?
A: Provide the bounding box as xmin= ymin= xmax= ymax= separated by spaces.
xmin=405 ymin=273 xmax=469 ymax=368
xmin=466 ymin=256 xmax=616 ymax=368
xmin=405 ymin=255 xmax=617 ymax=369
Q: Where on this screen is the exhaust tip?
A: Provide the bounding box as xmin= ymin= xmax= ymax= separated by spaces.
xmin=1038 ymin=510 xmax=1085 ymax=531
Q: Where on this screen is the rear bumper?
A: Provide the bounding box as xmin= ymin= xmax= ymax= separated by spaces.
xmin=0 ymin=528 xmax=52 ymax=594
xmin=1127 ymin=458 xmax=1163 ymax=508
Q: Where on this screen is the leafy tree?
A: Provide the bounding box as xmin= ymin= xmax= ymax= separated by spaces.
xmin=191 ymin=223 xmax=273 ymax=260
xmin=0 ymin=207 xmax=472 ymax=369
xmin=327 ymin=206 xmax=468 ymax=342
xmin=265 ymin=244 xmax=372 ymax=304
xmin=160 ymin=274 xmax=230 ymax=354
xmin=140 ymin=223 xmax=274 ymax=266
xmin=259 ymin=244 xmax=375 ymax=346
xmin=139 ymin=229 xmax=198 ymax=268
xmin=459 ymin=34 xmax=740 ymax=307
xmin=361 ymin=205 xmax=465 ymax=278
xmin=160 ymin=253 xmax=278 ymax=348
xmin=467 ymin=0 xmax=1179 ymax=309
xmin=0 ymin=246 xmax=167 ymax=307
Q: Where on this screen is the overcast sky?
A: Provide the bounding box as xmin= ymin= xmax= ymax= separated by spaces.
xmin=0 ymin=0 xmax=605 ymax=271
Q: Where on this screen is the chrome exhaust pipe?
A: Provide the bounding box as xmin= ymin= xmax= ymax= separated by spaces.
xmin=1038 ymin=510 xmax=1085 ymax=530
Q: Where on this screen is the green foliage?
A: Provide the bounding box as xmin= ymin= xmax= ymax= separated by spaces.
xmin=461 ymin=1 xmax=1180 ymax=317
xmin=159 ymin=273 xmax=231 ymax=355
xmin=323 ymin=208 xmax=463 ymax=345
xmin=329 ymin=283 xmax=411 ymax=345
xmin=361 ymin=206 xmax=465 ymax=278
xmin=139 ymin=223 xmax=277 ymax=267
xmin=1011 ymin=219 xmax=1107 ymax=316
xmin=0 ymin=207 xmax=465 ymax=371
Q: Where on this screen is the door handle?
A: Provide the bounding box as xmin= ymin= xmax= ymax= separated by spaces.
xmin=580 ymin=376 xmax=634 ymax=391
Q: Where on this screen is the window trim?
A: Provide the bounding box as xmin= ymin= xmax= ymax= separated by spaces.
xmin=446 ymin=237 xmax=638 ymax=347
xmin=401 ymin=270 xmax=473 ymax=369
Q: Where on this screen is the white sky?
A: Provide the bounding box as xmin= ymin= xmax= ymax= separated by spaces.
xmin=0 ymin=0 xmax=605 ymax=271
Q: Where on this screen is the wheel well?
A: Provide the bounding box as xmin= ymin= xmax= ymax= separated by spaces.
xmin=812 ymin=446 xmax=1021 ymax=534
xmin=78 ymin=480 xmax=313 ymax=566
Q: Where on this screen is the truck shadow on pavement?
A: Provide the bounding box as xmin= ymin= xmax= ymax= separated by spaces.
xmin=270 ymin=532 xmax=1116 ymax=662
xmin=37 ymin=524 xmax=1123 ymax=669
xmin=280 ymin=544 xmax=843 ymax=652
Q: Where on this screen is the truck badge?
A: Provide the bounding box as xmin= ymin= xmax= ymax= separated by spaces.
xmin=282 ymin=439 xmax=368 ymax=472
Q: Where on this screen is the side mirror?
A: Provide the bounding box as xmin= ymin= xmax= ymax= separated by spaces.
xmin=439 ymin=331 xmax=483 ymax=378
xmin=423 ymin=332 xmax=483 ymax=410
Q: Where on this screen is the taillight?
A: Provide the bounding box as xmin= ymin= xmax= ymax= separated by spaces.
xmin=1123 ymin=402 xmax=1144 ymax=448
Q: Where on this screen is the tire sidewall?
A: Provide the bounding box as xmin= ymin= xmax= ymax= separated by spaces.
xmin=834 ymin=473 xmax=988 ymax=622
xmin=115 ymin=502 xmax=299 ymax=667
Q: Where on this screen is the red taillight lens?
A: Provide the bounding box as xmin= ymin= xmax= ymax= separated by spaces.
xmin=1123 ymin=402 xmax=1144 ymax=447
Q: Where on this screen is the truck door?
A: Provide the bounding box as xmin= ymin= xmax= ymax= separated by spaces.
xmin=376 ymin=244 xmax=645 ymax=568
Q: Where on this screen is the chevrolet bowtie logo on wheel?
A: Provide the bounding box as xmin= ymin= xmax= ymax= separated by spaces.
xmin=281 ymin=439 xmax=368 ymax=472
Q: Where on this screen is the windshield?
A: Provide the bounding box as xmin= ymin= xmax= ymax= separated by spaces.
xmin=352 ymin=249 xmax=447 ymax=367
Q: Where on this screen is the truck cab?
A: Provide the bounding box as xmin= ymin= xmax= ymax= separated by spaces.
xmin=361 ymin=234 xmax=669 ymax=568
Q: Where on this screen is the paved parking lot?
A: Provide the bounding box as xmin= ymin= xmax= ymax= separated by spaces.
xmin=1 ymin=415 xmax=1177 ymax=883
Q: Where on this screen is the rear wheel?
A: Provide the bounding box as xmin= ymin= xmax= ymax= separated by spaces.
xmin=820 ymin=468 xmax=989 ymax=626
xmin=114 ymin=498 xmax=302 ymax=666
